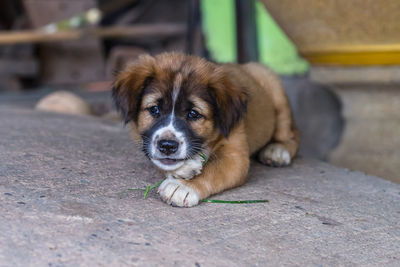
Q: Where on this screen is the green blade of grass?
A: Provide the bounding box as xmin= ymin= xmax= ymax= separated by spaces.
xmin=202 ymin=199 xmax=269 ymax=204
xmin=143 ymin=186 xmax=151 ymax=199
xmin=123 ymin=180 xmax=269 ymax=204
xmin=148 ymin=180 xmax=164 ymax=190
xmin=122 ymin=180 xmax=165 ymax=199
xmin=199 ymin=152 xmax=208 ymax=167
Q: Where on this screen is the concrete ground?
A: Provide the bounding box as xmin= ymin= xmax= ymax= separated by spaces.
xmin=1 ymin=105 xmax=399 ymax=266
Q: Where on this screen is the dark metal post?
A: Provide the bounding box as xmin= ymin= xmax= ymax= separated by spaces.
xmin=186 ymin=0 xmax=209 ymax=58
xmin=235 ymin=0 xmax=258 ymax=63
xmin=186 ymin=0 xmax=199 ymax=54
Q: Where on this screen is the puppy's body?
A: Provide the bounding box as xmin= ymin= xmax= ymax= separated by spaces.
xmin=225 ymin=63 xmax=276 ymax=154
xmin=113 ymin=53 xmax=299 ymax=207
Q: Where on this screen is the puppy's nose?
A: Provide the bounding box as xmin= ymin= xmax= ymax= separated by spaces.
xmin=157 ymin=139 xmax=179 ymax=155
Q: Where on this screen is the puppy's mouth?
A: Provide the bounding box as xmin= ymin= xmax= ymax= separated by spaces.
xmin=151 ymin=157 xmax=186 ymax=171
xmin=157 ymin=158 xmax=184 ymax=165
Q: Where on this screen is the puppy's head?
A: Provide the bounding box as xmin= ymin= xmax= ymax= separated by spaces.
xmin=112 ymin=53 xmax=247 ymax=171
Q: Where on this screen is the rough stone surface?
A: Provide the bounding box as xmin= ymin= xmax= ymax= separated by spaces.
xmin=330 ymin=85 xmax=400 ymax=184
xmin=1 ymin=106 xmax=400 ymax=266
xmin=310 ymin=66 xmax=400 ymax=84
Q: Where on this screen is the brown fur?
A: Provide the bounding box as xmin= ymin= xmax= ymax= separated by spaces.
xmin=113 ymin=52 xmax=300 ymax=202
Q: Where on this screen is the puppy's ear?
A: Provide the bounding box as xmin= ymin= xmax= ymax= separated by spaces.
xmin=112 ymin=55 xmax=155 ymax=123
xmin=209 ymin=72 xmax=248 ymax=137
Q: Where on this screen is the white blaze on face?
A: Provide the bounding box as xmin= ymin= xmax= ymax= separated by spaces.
xmin=150 ymin=73 xmax=187 ymax=171
xmin=172 ymin=73 xmax=182 ymax=105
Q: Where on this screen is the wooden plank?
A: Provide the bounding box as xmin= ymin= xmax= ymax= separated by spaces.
xmin=0 ymin=24 xmax=186 ymax=45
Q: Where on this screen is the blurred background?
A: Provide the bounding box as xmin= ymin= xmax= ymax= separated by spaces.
xmin=0 ymin=0 xmax=399 ymax=183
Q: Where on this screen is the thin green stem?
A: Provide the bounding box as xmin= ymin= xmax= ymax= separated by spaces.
xmin=202 ymin=199 xmax=269 ymax=204
xmin=122 ymin=180 xmax=269 ymax=204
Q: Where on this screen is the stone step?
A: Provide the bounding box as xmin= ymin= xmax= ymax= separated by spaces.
xmin=329 ymin=85 xmax=400 ymax=183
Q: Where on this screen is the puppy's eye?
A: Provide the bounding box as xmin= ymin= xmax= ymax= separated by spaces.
xmin=187 ymin=109 xmax=202 ymax=120
xmin=147 ymin=105 xmax=160 ymax=117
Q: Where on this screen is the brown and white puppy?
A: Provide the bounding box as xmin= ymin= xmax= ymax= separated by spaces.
xmin=112 ymin=52 xmax=299 ymax=207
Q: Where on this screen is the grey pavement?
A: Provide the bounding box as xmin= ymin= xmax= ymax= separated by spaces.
xmin=0 ymin=106 xmax=399 ymax=266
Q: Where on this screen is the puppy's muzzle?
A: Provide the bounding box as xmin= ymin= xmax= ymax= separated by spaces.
xmin=157 ymin=139 xmax=179 ymax=155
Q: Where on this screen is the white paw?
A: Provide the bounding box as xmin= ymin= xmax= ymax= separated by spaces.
xmin=259 ymin=143 xmax=291 ymax=167
xmin=158 ymin=177 xmax=200 ymax=207
xmin=168 ymin=154 xmax=204 ymax=180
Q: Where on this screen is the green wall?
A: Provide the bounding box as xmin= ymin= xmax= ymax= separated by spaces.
xmin=201 ymin=0 xmax=309 ymax=75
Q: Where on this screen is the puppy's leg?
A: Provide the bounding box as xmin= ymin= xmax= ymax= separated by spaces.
xmin=258 ymin=136 xmax=299 ymax=167
xmin=258 ymin=86 xmax=300 ymax=167
xmin=244 ymin=63 xmax=300 ymax=167
xmin=158 ymin=127 xmax=250 ymax=207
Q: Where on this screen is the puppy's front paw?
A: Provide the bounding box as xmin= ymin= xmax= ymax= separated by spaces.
xmin=258 ymin=143 xmax=291 ymax=167
xmin=169 ymin=154 xmax=204 ymax=180
xmin=158 ymin=177 xmax=200 ymax=207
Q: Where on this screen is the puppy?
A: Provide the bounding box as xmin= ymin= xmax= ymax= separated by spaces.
xmin=112 ymin=52 xmax=299 ymax=207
